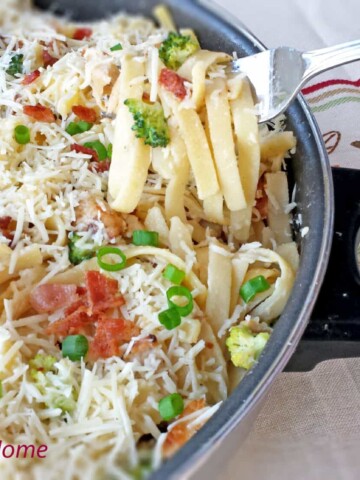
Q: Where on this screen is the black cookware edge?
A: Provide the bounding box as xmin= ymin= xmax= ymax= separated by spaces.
xmin=287 ymin=167 xmax=360 ymax=371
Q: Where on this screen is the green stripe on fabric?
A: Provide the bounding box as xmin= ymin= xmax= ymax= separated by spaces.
xmin=311 ymin=96 xmax=360 ymax=113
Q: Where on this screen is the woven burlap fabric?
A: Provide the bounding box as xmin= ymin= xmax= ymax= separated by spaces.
xmin=225 ymin=359 xmax=360 ymax=480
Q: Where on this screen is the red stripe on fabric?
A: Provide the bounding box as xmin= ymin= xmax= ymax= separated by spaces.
xmin=302 ymin=78 xmax=360 ymax=95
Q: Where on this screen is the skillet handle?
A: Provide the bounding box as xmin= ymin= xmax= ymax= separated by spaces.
xmin=286 ymin=167 xmax=360 ymax=372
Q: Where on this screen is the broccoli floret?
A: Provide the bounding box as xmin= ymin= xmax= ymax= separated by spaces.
xmin=6 ymin=53 xmax=24 ymax=76
xmin=29 ymin=355 xmax=77 ymax=413
xmin=124 ymin=99 xmax=170 ymax=148
xmin=226 ymin=324 xmax=270 ymax=370
xmin=159 ymin=32 xmax=199 ymax=70
xmin=29 ymin=354 xmax=57 ymax=373
xmin=29 ymin=354 xmax=57 ymax=386
xmin=51 ymin=395 xmax=76 ymax=413
xmin=68 ymin=232 xmax=95 ymax=266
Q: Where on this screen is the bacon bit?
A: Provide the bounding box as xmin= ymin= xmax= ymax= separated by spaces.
xmin=0 ymin=216 xmax=13 ymax=242
xmin=88 ymin=314 xmax=140 ymax=360
xmin=44 ymin=271 xmax=135 ymax=360
xmin=0 ymin=217 xmax=11 ymax=230
xmin=142 ymin=92 xmax=152 ymax=104
xmin=63 ymin=298 xmax=86 ymax=317
xmin=72 ymin=105 xmax=98 ymax=123
xmin=76 ymin=286 xmax=87 ymax=297
xmin=73 ymin=28 xmax=93 ymax=41
xmin=85 ymin=271 xmax=125 ymax=313
xmin=162 ymin=399 xmax=207 ymax=458
xmin=46 ymin=309 xmax=94 ymax=337
xmin=43 ymin=49 xmax=58 ymax=68
xmin=205 ymin=342 xmax=214 ymax=349
xmin=22 ymin=70 xmax=40 ymax=85
xmin=71 ymin=143 xmax=98 ymax=161
xmin=30 ymin=284 xmax=79 ymax=314
xmin=159 ymin=68 xmax=187 ymax=100
xmin=90 ymin=161 xmax=111 ymax=173
xmin=24 ymin=105 xmax=56 ymax=123
xmin=255 ymin=176 xmax=268 ymax=220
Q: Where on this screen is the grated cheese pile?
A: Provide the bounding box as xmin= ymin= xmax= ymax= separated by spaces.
xmin=0 ymin=255 xmax=225 ymax=479
xmin=0 ymin=0 xmax=167 ymax=262
xmin=0 ymin=2 xmax=227 ymax=478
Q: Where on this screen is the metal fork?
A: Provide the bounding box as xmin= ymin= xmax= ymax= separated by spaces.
xmin=231 ymin=40 xmax=360 ymax=123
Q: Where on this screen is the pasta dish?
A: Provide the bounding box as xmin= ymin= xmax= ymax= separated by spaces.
xmin=0 ymin=1 xmax=299 ymax=478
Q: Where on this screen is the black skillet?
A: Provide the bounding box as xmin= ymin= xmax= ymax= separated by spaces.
xmin=32 ymin=0 xmax=360 ymax=478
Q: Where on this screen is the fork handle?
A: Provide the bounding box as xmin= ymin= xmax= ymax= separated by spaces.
xmin=303 ymin=40 xmax=360 ymax=80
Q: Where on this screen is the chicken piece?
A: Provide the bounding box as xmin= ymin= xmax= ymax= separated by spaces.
xmin=75 ymin=197 xmax=145 ymax=240
xmin=162 ymin=399 xmax=207 ymax=458
xmin=0 ymin=216 xmax=14 ymax=243
xmin=75 ymin=197 xmax=126 ymax=239
xmin=123 ymin=213 xmax=145 ymax=238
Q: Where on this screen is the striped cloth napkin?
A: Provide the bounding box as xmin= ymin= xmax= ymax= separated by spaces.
xmin=214 ymin=0 xmax=360 ymax=169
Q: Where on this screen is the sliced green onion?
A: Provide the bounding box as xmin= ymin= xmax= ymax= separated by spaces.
xmin=132 ymin=230 xmax=159 ymax=247
xmin=84 ymin=140 xmax=108 ymax=161
xmin=240 ymin=275 xmax=271 ymax=303
xmin=6 ymin=53 xmax=24 ymax=76
xmin=97 ymin=246 xmax=127 ymax=272
xmin=163 ymin=264 xmax=185 ymax=285
xmin=158 ymin=308 xmax=181 ymax=330
xmin=110 ymin=43 xmax=123 ymax=51
xmin=14 ymin=125 xmax=30 ymax=144
xmin=77 ymin=121 xmax=93 ymax=132
xmin=66 ymin=121 xmax=93 ymax=136
xmin=66 ymin=122 xmax=81 ymax=136
xmin=62 ymin=335 xmax=89 ymax=361
xmin=166 ymin=285 xmax=193 ymax=317
xmin=158 ymin=393 xmax=184 ymax=421
xmin=107 ymin=143 xmax=113 ymax=159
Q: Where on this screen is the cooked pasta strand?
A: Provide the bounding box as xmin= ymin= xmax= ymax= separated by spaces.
xmin=265 ymin=172 xmax=292 ymax=244
xmin=205 ymin=78 xmax=246 ymax=211
xmin=206 ymin=243 xmax=232 ymax=349
xmin=230 ymin=77 xmax=261 ymax=241
xmin=108 ymin=55 xmax=151 ymax=213
xmin=175 ymin=107 xmax=220 ymax=200
xmin=178 ymin=50 xmax=230 ymax=110
xmin=230 ymin=258 xmax=249 ymax=314
xmin=164 ymin=123 xmax=190 ymax=222
xmin=153 ymin=4 xmax=177 ymax=31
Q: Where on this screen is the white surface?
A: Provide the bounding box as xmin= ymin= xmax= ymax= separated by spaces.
xmin=212 ymin=0 xmax=360 ymax=169
xmin=213 ymin=0 xmax=359 ymax=50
